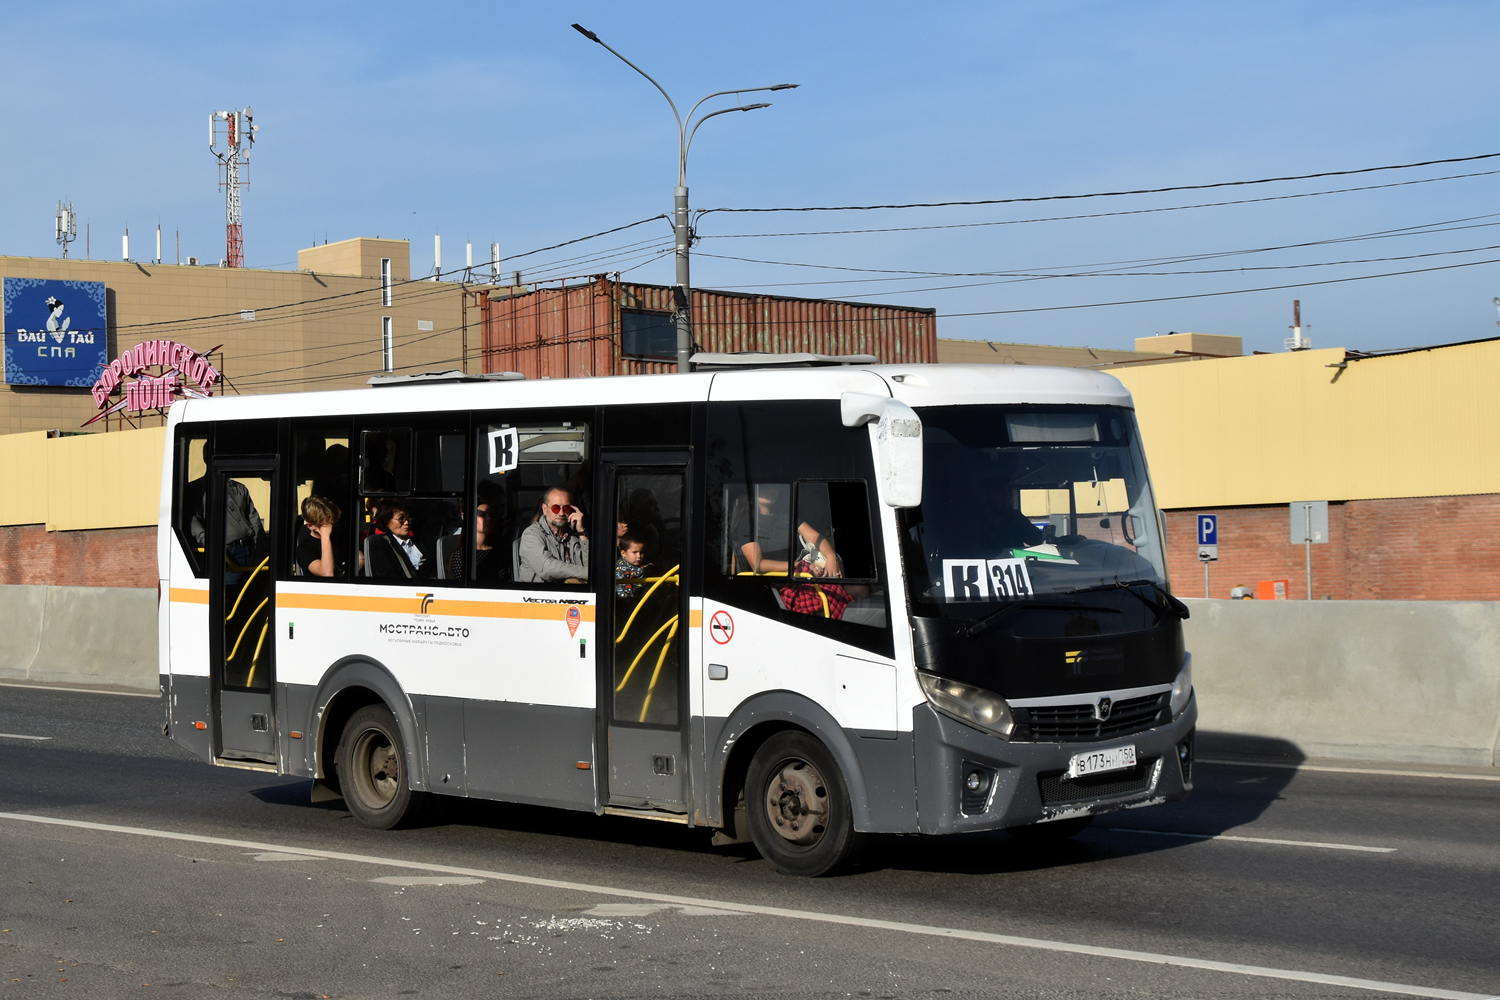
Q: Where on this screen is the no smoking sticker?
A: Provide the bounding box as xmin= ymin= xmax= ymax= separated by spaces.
xmin=709 ymin=610 xmax=734 ymax=645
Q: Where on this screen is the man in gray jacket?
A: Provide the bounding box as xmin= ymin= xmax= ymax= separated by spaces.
xmin=517 ymin=487 xmax=589 ymax=583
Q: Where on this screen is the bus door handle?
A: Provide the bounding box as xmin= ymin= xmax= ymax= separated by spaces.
xmin=708 ymin=664 xmax=728 ymax=681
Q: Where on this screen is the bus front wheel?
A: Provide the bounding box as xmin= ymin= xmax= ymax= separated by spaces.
xmin=336 ymin=704 xmax=425 ymax=829
xmin=745 ymin=731 xmax=863 ymax=877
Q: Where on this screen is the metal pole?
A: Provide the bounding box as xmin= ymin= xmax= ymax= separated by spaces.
xmin=674 ymin=185 xmax=691 ymax=372
xmin=1304 ymin=504 xmax=1313 ymax=600
xmin=1204 ymin=558 xmax=1210 ymax=599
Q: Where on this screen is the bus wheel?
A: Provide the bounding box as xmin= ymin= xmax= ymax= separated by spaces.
xmin=337 ymin=704 xmax=424 ymax=829
xmin=1007 ymin=815 xmax=1092 ymax=842
xmin=745 ymin=731 xmax=863 ymax=877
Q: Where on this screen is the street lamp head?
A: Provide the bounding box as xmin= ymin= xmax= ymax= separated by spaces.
xmin=571 ymin=23 xmax=602 ymax=43
xmin=769 ymin=83 xmax=800 ymax=91
xmin=739 ymin=102 xmax=772 ymax=111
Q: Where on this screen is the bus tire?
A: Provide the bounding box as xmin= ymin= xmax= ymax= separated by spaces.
xmin=336 ymin=704 xmax=424 ymax=830
xmin=1007 ymin=815 xmax=1092 ymax=842
xmin=745 ymin=731 xmax=863 ymax=877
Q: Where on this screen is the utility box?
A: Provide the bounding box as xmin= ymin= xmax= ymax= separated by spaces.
xmin=1257 ymin=579 xmax=1290 ymax=600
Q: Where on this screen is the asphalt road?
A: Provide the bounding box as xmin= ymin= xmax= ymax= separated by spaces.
xmin=0 ymin=683 xmax=1496 ymax=1000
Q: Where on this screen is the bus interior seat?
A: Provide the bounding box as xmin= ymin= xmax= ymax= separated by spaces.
xmin=435 ymin=533 xmax=461 ymax=580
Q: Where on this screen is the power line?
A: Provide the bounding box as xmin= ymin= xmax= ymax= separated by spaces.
xmin=698 ymin=169 xmax=1500 ymax=238
xmin=936 ymin=256 xmax=1500 ymax=319
xmin=700 ymin=151 xmax=1500 ymax=215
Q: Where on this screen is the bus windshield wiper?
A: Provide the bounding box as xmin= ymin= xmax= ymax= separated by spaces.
xmin=1062 ymin=578 xmax=1190 ymax=620
xmin=963 ymin=601 xmax=1095 ymax=639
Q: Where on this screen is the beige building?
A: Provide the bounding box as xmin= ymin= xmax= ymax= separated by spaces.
xmin=0 ymin=237 xmax=474 ymax=436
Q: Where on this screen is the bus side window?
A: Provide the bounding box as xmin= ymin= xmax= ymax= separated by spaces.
xmin=288 ymin=427 xmax=352 ymax=581
xmin=360 ymin=429 xmax=412 ymax=494
xmin=706 ymin=400 xmax=891 ymax=644
xmin=473 ymin=415 xmax=591 ymax=588
xmin=174 ymin=428 xmax=211 ymax=578
xmin=357 ymin=420 xmax=467 ymax=584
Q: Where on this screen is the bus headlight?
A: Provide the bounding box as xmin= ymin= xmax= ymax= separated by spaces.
xmin=1170 ymin=654 xmax=1193 ymax=718
xmin=918 ymin=672 xmax=1015 ymax=739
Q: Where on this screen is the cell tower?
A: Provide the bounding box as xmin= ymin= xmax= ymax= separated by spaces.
xmin=209 ymin=107 xmax=258 ymax=268
xmin=55 ymin=200 xmax=77 ymax=258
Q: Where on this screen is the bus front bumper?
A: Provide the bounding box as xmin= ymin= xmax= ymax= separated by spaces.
xmin=910 ymin=696 xmax=1197 ymax=835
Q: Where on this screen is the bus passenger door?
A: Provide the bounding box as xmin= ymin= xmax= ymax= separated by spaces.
xmin=210 ymin=464 xmax=278 ymax=764
xmin=601 ymin=456 xmax=690 ymax=813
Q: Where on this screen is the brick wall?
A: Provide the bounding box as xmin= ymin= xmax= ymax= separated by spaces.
xmin=1165 ymin=494 xmax=1500 ymax=600
xmin=0 ymin=524 xmax=156 ymax=588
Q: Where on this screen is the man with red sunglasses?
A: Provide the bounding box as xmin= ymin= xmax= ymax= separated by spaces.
xmin=517 ymin=487 xmax=589 ymax=584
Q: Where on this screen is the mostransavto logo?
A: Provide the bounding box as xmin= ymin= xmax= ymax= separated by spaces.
xmin=379 ymin=622 xmax=470 ymax=638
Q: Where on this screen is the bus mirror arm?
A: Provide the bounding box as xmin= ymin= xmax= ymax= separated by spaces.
xmin=841 ymin=392 xmax=923 ymax=508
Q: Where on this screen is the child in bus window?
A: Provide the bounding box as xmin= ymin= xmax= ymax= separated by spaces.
xmin=615 ymin=525 xmax=654 ymax=600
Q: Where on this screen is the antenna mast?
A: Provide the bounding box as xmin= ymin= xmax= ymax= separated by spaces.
xmin=209 ymin=107 xmax=258 ymax=268
xmin=55 ymin=201 xmax=77 ymax=258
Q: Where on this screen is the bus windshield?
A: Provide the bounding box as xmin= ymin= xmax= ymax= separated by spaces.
xmin=901 ymin=404 xmax=1167 ymax=612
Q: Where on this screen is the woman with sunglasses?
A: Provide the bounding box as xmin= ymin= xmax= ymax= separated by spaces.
xmin=366 ymin=499 xmax=429 ymax=579
xmin=516 ymin=487 xmax=589 ymax=584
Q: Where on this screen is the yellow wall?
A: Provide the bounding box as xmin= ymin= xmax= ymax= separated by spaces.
xmin=1112 ymin=342 xmax=1500 ymax=508
xmin=0 ymin=426 xmax=164 ymax=530
xmin=0 ymin=431 xmax=50 ymax=525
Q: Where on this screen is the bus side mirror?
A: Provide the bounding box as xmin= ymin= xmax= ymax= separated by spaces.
xmin=841 ymin=392 xmax=923 ymax=508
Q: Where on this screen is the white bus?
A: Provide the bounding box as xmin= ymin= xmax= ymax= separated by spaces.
xmin=159 ymin=359 xmax=1196 ymax=876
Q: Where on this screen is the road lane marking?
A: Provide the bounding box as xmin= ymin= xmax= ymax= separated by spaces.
xmin=371 ymin=876 xmax=484 ymax=886
xmin=0 ymin=681 xmax=156 ymax=699
xmin=1200 ymin=758 xmax=1500 ymax=783
xmin=584 ymin=903 xmax=744 ymax=917
xmin=0 ymin=811 xmax=1490 ymax=1000
xmin=0 ymin=734 xmax=52 ymax=741
xmin=1105 ymin=827 xmax=1397 ymax=853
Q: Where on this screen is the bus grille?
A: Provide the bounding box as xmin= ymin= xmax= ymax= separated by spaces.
xmin=1016 ymin=693 xmax=1166 ymax=743
xmin=1038 ymin=758 xmax=1158 ymax=806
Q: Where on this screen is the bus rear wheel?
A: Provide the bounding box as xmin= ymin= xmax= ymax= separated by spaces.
xmin=336 ymin=704 xmax=424 ymax=829
xmin=745 ymin=731 xmax=863 ymax=877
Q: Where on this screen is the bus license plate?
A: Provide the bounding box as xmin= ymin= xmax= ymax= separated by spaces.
xmin=1066 ymin=745 xmax=1137 ymax=779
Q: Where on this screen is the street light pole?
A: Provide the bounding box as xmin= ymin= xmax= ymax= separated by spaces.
xmin=572 ymin=24 xmax=796 ymax=373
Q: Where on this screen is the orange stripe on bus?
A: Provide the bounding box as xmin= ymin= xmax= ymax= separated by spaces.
xmin=275 ymin=590 xmax=597 ymax=622
xmin=689 ymin=609 xmax=703 ymax=628
xmin=169 ymin=589 xmax=211 ymax=605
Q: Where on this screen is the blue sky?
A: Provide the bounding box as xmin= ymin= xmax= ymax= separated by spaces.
xmin=5 ymin=1 xmax=1500 ymax=353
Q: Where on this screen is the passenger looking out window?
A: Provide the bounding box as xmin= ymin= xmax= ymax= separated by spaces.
xmin=615 ymin=525 xmax=655 ymax=600
xmin=517 ymin=488 xmax=589 ymax=584
xmin=366 ymin=499 xmax=428 ymax=579
xmin=448 ymin=496 xmax=511 ymax=586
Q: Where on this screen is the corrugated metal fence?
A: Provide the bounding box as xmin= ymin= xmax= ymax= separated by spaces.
xmin=480 ymin=276 xmax=936 ymax=378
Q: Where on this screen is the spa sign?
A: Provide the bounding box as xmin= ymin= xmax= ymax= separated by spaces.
xmin=2 ymin=277 xmax=109 ymax=387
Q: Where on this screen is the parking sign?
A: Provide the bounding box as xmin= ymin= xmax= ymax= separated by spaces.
xmin=1197 ymin=515 xmax=1218 ymax=546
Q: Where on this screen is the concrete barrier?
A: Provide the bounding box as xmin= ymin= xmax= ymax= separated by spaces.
xmin=0 ymin=584 xmax=157 ymax=693
xmin=2 ymin=583 xmax=1497 ymax=767
xmin=1183 ymin=598 xmax=1500 ymax=767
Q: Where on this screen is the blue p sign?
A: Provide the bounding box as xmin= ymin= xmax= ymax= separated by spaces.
xmin=1197 ymin=514 xmax=1218 ymax=546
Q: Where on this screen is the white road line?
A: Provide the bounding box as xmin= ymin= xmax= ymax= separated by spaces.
xmin=0 ymin=734 xmax=52 ymax=741
xmin=0 ymin=812 xmax=1490 ymax=1000
xmin=1200 ymin=757 xmax=1500 ymax=783
xmin=0 ymin=681 xmax=156 ymax=699
xmin=1105 ymin=827 xmax=1397 ymax=853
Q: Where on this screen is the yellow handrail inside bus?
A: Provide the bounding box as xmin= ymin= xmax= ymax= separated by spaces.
xmin=615 ymin=614 xmax=678 ymax=694
xmin=638 ymin=615 xmax=681 ymax=723
xmin=614 ymin=564 xmax=680 ymax=645
xmin=245 ymin=620 xmax=270 ymax=688
xmin=227 ymin=597 xmax=269 ymax=662
xmin=226 ymin=557 xmax=271 ymax=621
